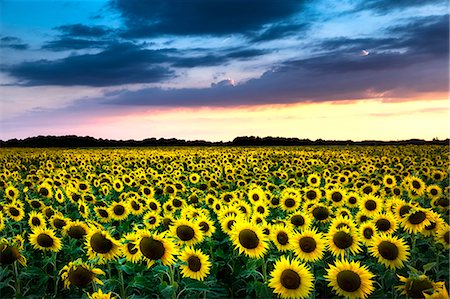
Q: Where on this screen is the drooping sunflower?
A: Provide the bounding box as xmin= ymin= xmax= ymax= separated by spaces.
xmin=396 ymin=274 xmax=438 ymax=299
xmin=87 ymin=289 xmax=115 ymax=299
xmin=268 ymin=255 xmax=314 ymax=299
xmin=292 ymin=228 xmax=325 ymax=262
xmin=86 ymin=227 xmax=121 ymax=262
xmin=368 ymin=234 xmax=410 ymax=269
xmin=29 ymin=227 xmax=62 ymax=252
xmin=326 ymin=227 xmax=362 ymax=259
xmin=28 ymin=210 xmax=46 ymax=229
xmin=372 ymin=213 xmax=398 ymax=234
xmin=170 ymin=218 xmax=204 ymax=246
xmin=0 ymin=238 xmax=27 ymax=266
xmin=137 ymin=231 xmax=177 ymax=267
xmin=270 ymin=225 xmax=294 ymax=252
xmin=179 ymin=247 xmax=211 ymax=281
xmin=324 ymin=259 xmax=375 ymax=299
xmin=230 ymin=220 xmax=268 ymax=259
xmin=401 ymin=208 xmax=432 ymax=234
xmin=60 ymin=259 xmax=105 ymax=289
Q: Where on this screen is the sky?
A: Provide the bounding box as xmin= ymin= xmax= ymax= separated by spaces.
xmin=0 ymin=0 xmax=448 ymax=141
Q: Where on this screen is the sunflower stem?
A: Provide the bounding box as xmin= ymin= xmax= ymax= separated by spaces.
xmin=13 ymin=261 xmax=21 ymax=298
xmin=118 ymin=268 xmax=126 ymax=299
xmin=107 ymin=262 xmax=112 ymax=280
xmin=168 ymin=265 xmax=177 ymax=299
xmin=53 ymin=252 xmax=58 ymax=298
xmin=261 ymin=257 xmax=267 ymax=283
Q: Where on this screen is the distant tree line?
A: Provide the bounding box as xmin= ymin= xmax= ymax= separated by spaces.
xmin=0 ymin=135 xmax=448 ymax=148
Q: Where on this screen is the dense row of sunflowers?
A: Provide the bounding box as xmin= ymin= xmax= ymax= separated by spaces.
xmin=0 ymin=146 xmax=449 ymax=299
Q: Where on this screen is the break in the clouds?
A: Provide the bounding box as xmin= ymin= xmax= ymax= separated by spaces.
xmin=0 ymin=0 xmax=448 ymax=140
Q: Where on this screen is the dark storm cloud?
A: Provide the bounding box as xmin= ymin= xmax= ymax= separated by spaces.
xmin=0 ymin=36 xmax=29 ymax=50
xmin=112 ymin=0 xmax=305 ymax=37
xmin=55 ymin=24 xmax=112 ymax=37
xmin=5 ymin=42 xmax=175 ymax=86
xmin=99 ymin=14 xmax=448 ymax=106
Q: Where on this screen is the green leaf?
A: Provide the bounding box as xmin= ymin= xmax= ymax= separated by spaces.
xmin=423 ymin=262 xmax=436 ymax=273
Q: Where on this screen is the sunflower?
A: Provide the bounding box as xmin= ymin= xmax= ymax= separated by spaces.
xmin=137 ymin=231 xmax=177 ymax=267
xmin=139 ymin=185 xmax=155 ymax=199
xmin=383 ymin=174 xmax=397 ymax=188
xmin=55 ymin=188 xmax=65 ymax=203
xmin=121 ymin=232 xmax=141 ymax=263
xmin=435 ymin=224 xmax=450 ymax=249
xmin=327 ymin=187 xmax=346 ymax=207
xmin=0 ymin=212 xmax=4 ymax=232
xmin=359 ymin=194 xmax=383 ymax=216
xmin=195 ymin=215 xmax=216 ymax=238
xmin=401 ymin=207 xmax=431 ymax=234
xmin=310 ymin=203 xmax=332 ymax=223
xmin=329 ymin=215 xmax=357 ymax=233
xmin=5 ymin=203 xmax=25 ymax=221
xmin=28 ymin=210 xmax=46 ymax=229
xmin=248 ymin=187 xmax=266 ymax=204
xmin=38 ymin=182 xmax=53 ymax=199
xmin=307 ymin=173 xmax=321 ymax=187
xmin=112 ymin=179 xmax=124 ymax=193
xmin=86 ymin=227 xmax=121 ymax=262
xmin=0 ymin=238 xmax=27 ymax=266
xmin=60 ymin=259 xmax=105 ymax=289
xmin=188 ymin=173 xmax=200 ymax=184
xmin=326 ymin=227 xmax=362 ymax=259
xmin=372 ymin=213 xmax=398 ymax=234
xmin=369 ymin=234 xmax=410 ymax=269
xmin=303 ymin=187 xmax=321 ymax=202
xmin=27 ymin=198 xmax=44 ymax=210
xmin=424 ymin=283 xmax=448 ymax=299
xmin=407 ymin=176 xmax=426 ymax=196
xmin=50 ymin=214 xmax=68 ymax=231
xmin=253 ymin=202 xmax=270 ymax=218
xmin=169 ymin=218 xmax=204 ymax=246
xmin=280 ymin=192 xmax=301 ymax=212
xmin=345 ymin=192 xmax=359 ymax=208
xmin=288 ymin=211 xmax=312 ymax=231
xmin=292 ymin=228 xmax=325 ymax=262
xmin=94 ymin=207 xmax=111 ymax=223
xmin=421 ymin=211 xmax=445 ymax=237
xmin=146 ymin=198 xmax=161 ymax=214
xmin=324 ymin=259 xmax=374 ymax=299
xmin=179 ymin=247 xmax=211 ymax=281
xmin=78 ymin=201 xmax=90 ymax=219
xmin=29 ymin=227 xmax=62 ymax=252
xmin=271 ymin=224 xmax=294 ymax=252
xmin=396 ymin=274 xmax=438 ymax=299
xmin=268 ymin=255 xmax=314 ymax=299
xmin=109 ymin=201 xmax=130 ymax=221
xmin=426 ymin=185 xmax=442 ymax=200
xmin=5 ymin=185 xmax=20 ymax=201
xmin=128 ymin=198 xmax=144 ymax=216
xmin=87 ymin=289 xmax=115 ymax=299
xmin=64 ymin=220 xmax=90 ymax=240
xmin=220 ymin=214 xmax=241 ymax=234
xmin=230 ymin=220 xmax=268 ymax=259
xmin=358 ymin=222 xmax=377 ymax=245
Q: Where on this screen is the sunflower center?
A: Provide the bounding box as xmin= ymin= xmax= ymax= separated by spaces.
xmin=187 ymin=256 xmax=202 ymax=272
xmin=291 ymin=215 xmax=305 ymax=226
xmin=271 ymin=198 xmax=280 ymax=205
xmin=113 ymin=205 xmax=125 ymax=216
xmin=173 ymin=199 xmax=182 ymax=207
xmin=140 ymin=237 xmax=165 ymax=260
xmin=363 ymin=228 xmax=374 ymax=239
xmin=378 ymin=241 xmax=399 ymax=260
xmin=166 ymin=186 xmax=175 ymax=193
xmin=348 ymin=197 xmax=357 ymax=204
xmin=337 ymin=270 xmax=361 ymax=293
xmin=131 ymin=201 xmax=140 ymax=210
xmin=311 ymin=177 xmax=317 ymax=184
xmin=332 ymin=192 xmax=343 ymax=202
xmin=444 ymin=231 xmax=449 ymax=244
xmin=299 ymin=236 xmax=317 ymax=253
xmin=53 ymin=219 xmax=67 ymax=229
xmin=437 ymin=197 xmax=449 ymax=207
xmin=285 ymin=198 xmax=295 ymax=208
xmin=386 ymin=178 xmax=393 ymax=184
xmin=176 ymin=225 xmax=195 ymax=241
xmin=409 ymin=211 xmax=426 ymax=224
xmin=0 ymin=245 xmax=20 ymax=265
xmin=405 ymin=279 xmax=433 ymax=298
xmin=127 ymin=243 xmax=138 ymax=255
xmin=280 ymin=269 xmax=301 ymax=290
xmin=399 ymin=206 xmax=411 ymax=217
xmin=31 ymin=201 xmax=42 ymax=208
xmin=424 ymin=222 xmax=436 ymax=230
xmin=276 ymin=232 xmax=289 ymax=245
xmin=375 ymin=219 xmax=391 ymax=231
xmin=257 ymin=206 xmax=265 ymax=214
xmin=430 ymin=189 xmax=438 ymax=195
xmin=9 ymin=207 xmax=20 ymax=216
xmin=98 ymin=209 xmax=109 ymax=218
xmin=363 ymin=186 xmax=373 ymax=194
xmin=306 ymin=190 xmax=317 ymax=200
xmin=199 ymin=222 xmax=209 ymax=232
xmin=68 ymin=225 xmax=87 ymax=239
xmin=148 ymin=216 xmax=156 ymax=224
xmin=336 ymin=223 xmax=349 ymax=230
xmin=68 ymin=267 xmax=94 ymax=287
xmin=32 ymin=217 xmax=41 ymax=226
xmin=313 ymin=207 xmax=329 ymax=221
xmin=90 ymin=232 xmax=113 ymax=254
xmin=333 ymin=231 xmax=353 ymax=249
xmin=238 ymin=229 xmax=259 ymax=249
xmin=252 ymin=194 xmax=260 ymax=201
xmin=365 ymin=200 xmax=377 ymax=211
xmin=227 ymin=220 xmax=236 ymax=230
xmin=412 ymin=180 xmax=421 ymax=189
xmin=149 ymin=202 xmax=158 ymax=210
xmin=40 ymin=188 xmax=49 ymax=196
xmin=37 ymin=233 xmax=54 ymax=248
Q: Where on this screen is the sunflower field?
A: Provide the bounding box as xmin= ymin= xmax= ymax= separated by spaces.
xmin=0 ymin=146 xmax=449 ymax=299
